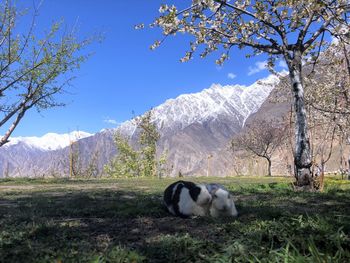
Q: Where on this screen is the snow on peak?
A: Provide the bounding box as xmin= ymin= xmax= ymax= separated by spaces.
xmin=118 ymin=74 xmax=280 ymax=135
xmin=5 ymin=131 xmax=93 ymax=151
xmin=154 ymin=74 xmax=278 ymax=129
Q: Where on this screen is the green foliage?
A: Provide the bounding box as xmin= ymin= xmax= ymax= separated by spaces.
xmin=137 ymin=110 xmax=160 ymax=177
xmin=104 ymin=132 xmax=141 ymax=178
xmin=104 ymin=110 xmax=166 ymax=178
xmin=0 ymin=0 xmax=95 ymax=147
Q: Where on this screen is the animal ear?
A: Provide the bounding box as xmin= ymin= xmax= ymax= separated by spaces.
xmin=210 ymin=188 xmax=218 ymax=196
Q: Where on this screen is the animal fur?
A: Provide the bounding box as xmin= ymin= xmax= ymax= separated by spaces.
xmin=163 ymin=181 xmax=238 ymax=218
xmin=208 ymin=186 xmax=238 ymax=217
xmin=163 ymin=180 xmax=212 ymax=217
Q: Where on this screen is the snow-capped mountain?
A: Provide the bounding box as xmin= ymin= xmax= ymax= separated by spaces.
xmin=0 ymin=75 xmax=279 ymax=177
xmin=4 ymin=131 xmax=93 ymax=151
xmin=155 ymin=74 xmax=277 ymax=128
xmin=119 ymin=74 xmax=278 ymax=135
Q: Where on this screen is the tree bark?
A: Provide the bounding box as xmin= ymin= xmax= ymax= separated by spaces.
xmin=267 ymin=158 xmax=272 ymax=177
xmin=348 ymin=155 xmax=350 ymax=180
xmin=287 ymin=53 xmax=313 ymax=188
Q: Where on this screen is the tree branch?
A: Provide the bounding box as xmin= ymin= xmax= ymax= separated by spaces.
xmin=215 ymin=0 xmax=286 ymax=41
xmin=303 ymin=16 xmax=334 ymax=51
xmin=0 ymin=104 xmax=28 ymax=147
xmin=297 ymin=10 xmax=317 ymax=48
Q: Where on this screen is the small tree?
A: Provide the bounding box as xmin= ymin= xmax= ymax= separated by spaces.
xmin=69 ymin=141 xmax=82 ymax=178
xmin=104 ymin=132 xmax=141 ymax=178
xmin=232 ymin=119 xmax=287 ymax=176
xmin=0 ymin=0 xmax=92 ymax=147
xmin=149 ymin=0 xmax=350 ymax=189
xmin=105 ymin=110 xmax=165 ymax=178
xmin=306 ymin=99 xmax=338 ymax=190
xmin=69 ymin=141 xmax=100 ymax=178
xmin=84 ymin=151 xmax=100 ymax=178
xmin=135 ymin=110 xmax=160 ymax=177
xmin=3 ymin=161 xmax=9 ymax=178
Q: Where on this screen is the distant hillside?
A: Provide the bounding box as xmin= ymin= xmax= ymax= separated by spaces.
xmin=0 ymin=75 xmax=279 ymax=177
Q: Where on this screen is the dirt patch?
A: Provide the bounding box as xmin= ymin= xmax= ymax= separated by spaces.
xmin=64 ymin=215 xmax=225 ymax=252
xmin=0 ymin=200 xmax=19 ymax=208
xmin=0 ymin=185 xmax=38 ymax=190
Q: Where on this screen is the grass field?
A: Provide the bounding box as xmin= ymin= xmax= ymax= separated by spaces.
xmin=0 ymin=176 xmax=349 ymax=262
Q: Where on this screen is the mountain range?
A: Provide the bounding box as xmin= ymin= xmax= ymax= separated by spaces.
xmin=4 ymin=131 xmax=93 ymax=151
xmin=0 ymin=74 xmax=279 ymax=178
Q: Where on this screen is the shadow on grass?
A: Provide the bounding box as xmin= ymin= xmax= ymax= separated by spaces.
xmin=0 ymin=186 xmax=350 ymax=262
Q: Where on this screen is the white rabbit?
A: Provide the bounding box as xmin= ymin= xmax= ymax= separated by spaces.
xmin=206 ymin=183 xmax=238 ymax=217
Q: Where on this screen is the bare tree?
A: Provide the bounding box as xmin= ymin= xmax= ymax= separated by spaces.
xmin=309 ymin=114 xmax=337 ymax=190
xmin=2 ymin=161 xmax=9 ymax=178
xmin=305 ymin=41 xmax=350 ymax=181
xmin=0 ymin=0 xmax=92 ymax=147
xmin=148 ymin=0 xmax=350 ymax=189
xmin=232 ymin=119 xmax=287 ymax=176
xmin=68 ymin=132 xmax=101 ymax=178
xmin=305 ymin=44 xmax=350 ymax=118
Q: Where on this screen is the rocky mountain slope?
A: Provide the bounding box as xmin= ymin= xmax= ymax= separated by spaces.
xmin=0 ymin=75 xmax=279 ymax=177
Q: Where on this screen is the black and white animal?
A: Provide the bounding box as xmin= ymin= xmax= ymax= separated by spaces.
xmin=206 ymin=183 xmax=238 ymax=217
xmin=163 ymin=180 xmax=212 ymax=218
xmin=163 ymin=181 xmax=238 ymax=218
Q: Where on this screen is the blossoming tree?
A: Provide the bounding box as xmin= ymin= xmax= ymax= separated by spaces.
xmin=149 ymin=0 xmax=349 ymax=189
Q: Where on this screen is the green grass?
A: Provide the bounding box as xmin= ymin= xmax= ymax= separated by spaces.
xmin=0 ymin=176 xmax=349 ymax=262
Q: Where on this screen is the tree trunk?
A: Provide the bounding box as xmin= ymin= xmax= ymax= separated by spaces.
xmin=267 ymin=158 xmax=272 ymax=177
xmin=340 ymin=139 xmax=344 ymax=180
xmin=287 ymin=53 xmax=313 ymax=189
xmin=348 ymin=155 xmax=350 ymax=180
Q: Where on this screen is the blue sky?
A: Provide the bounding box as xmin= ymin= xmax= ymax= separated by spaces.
xmin=3 ymin=0 xmax=286 ymax=137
